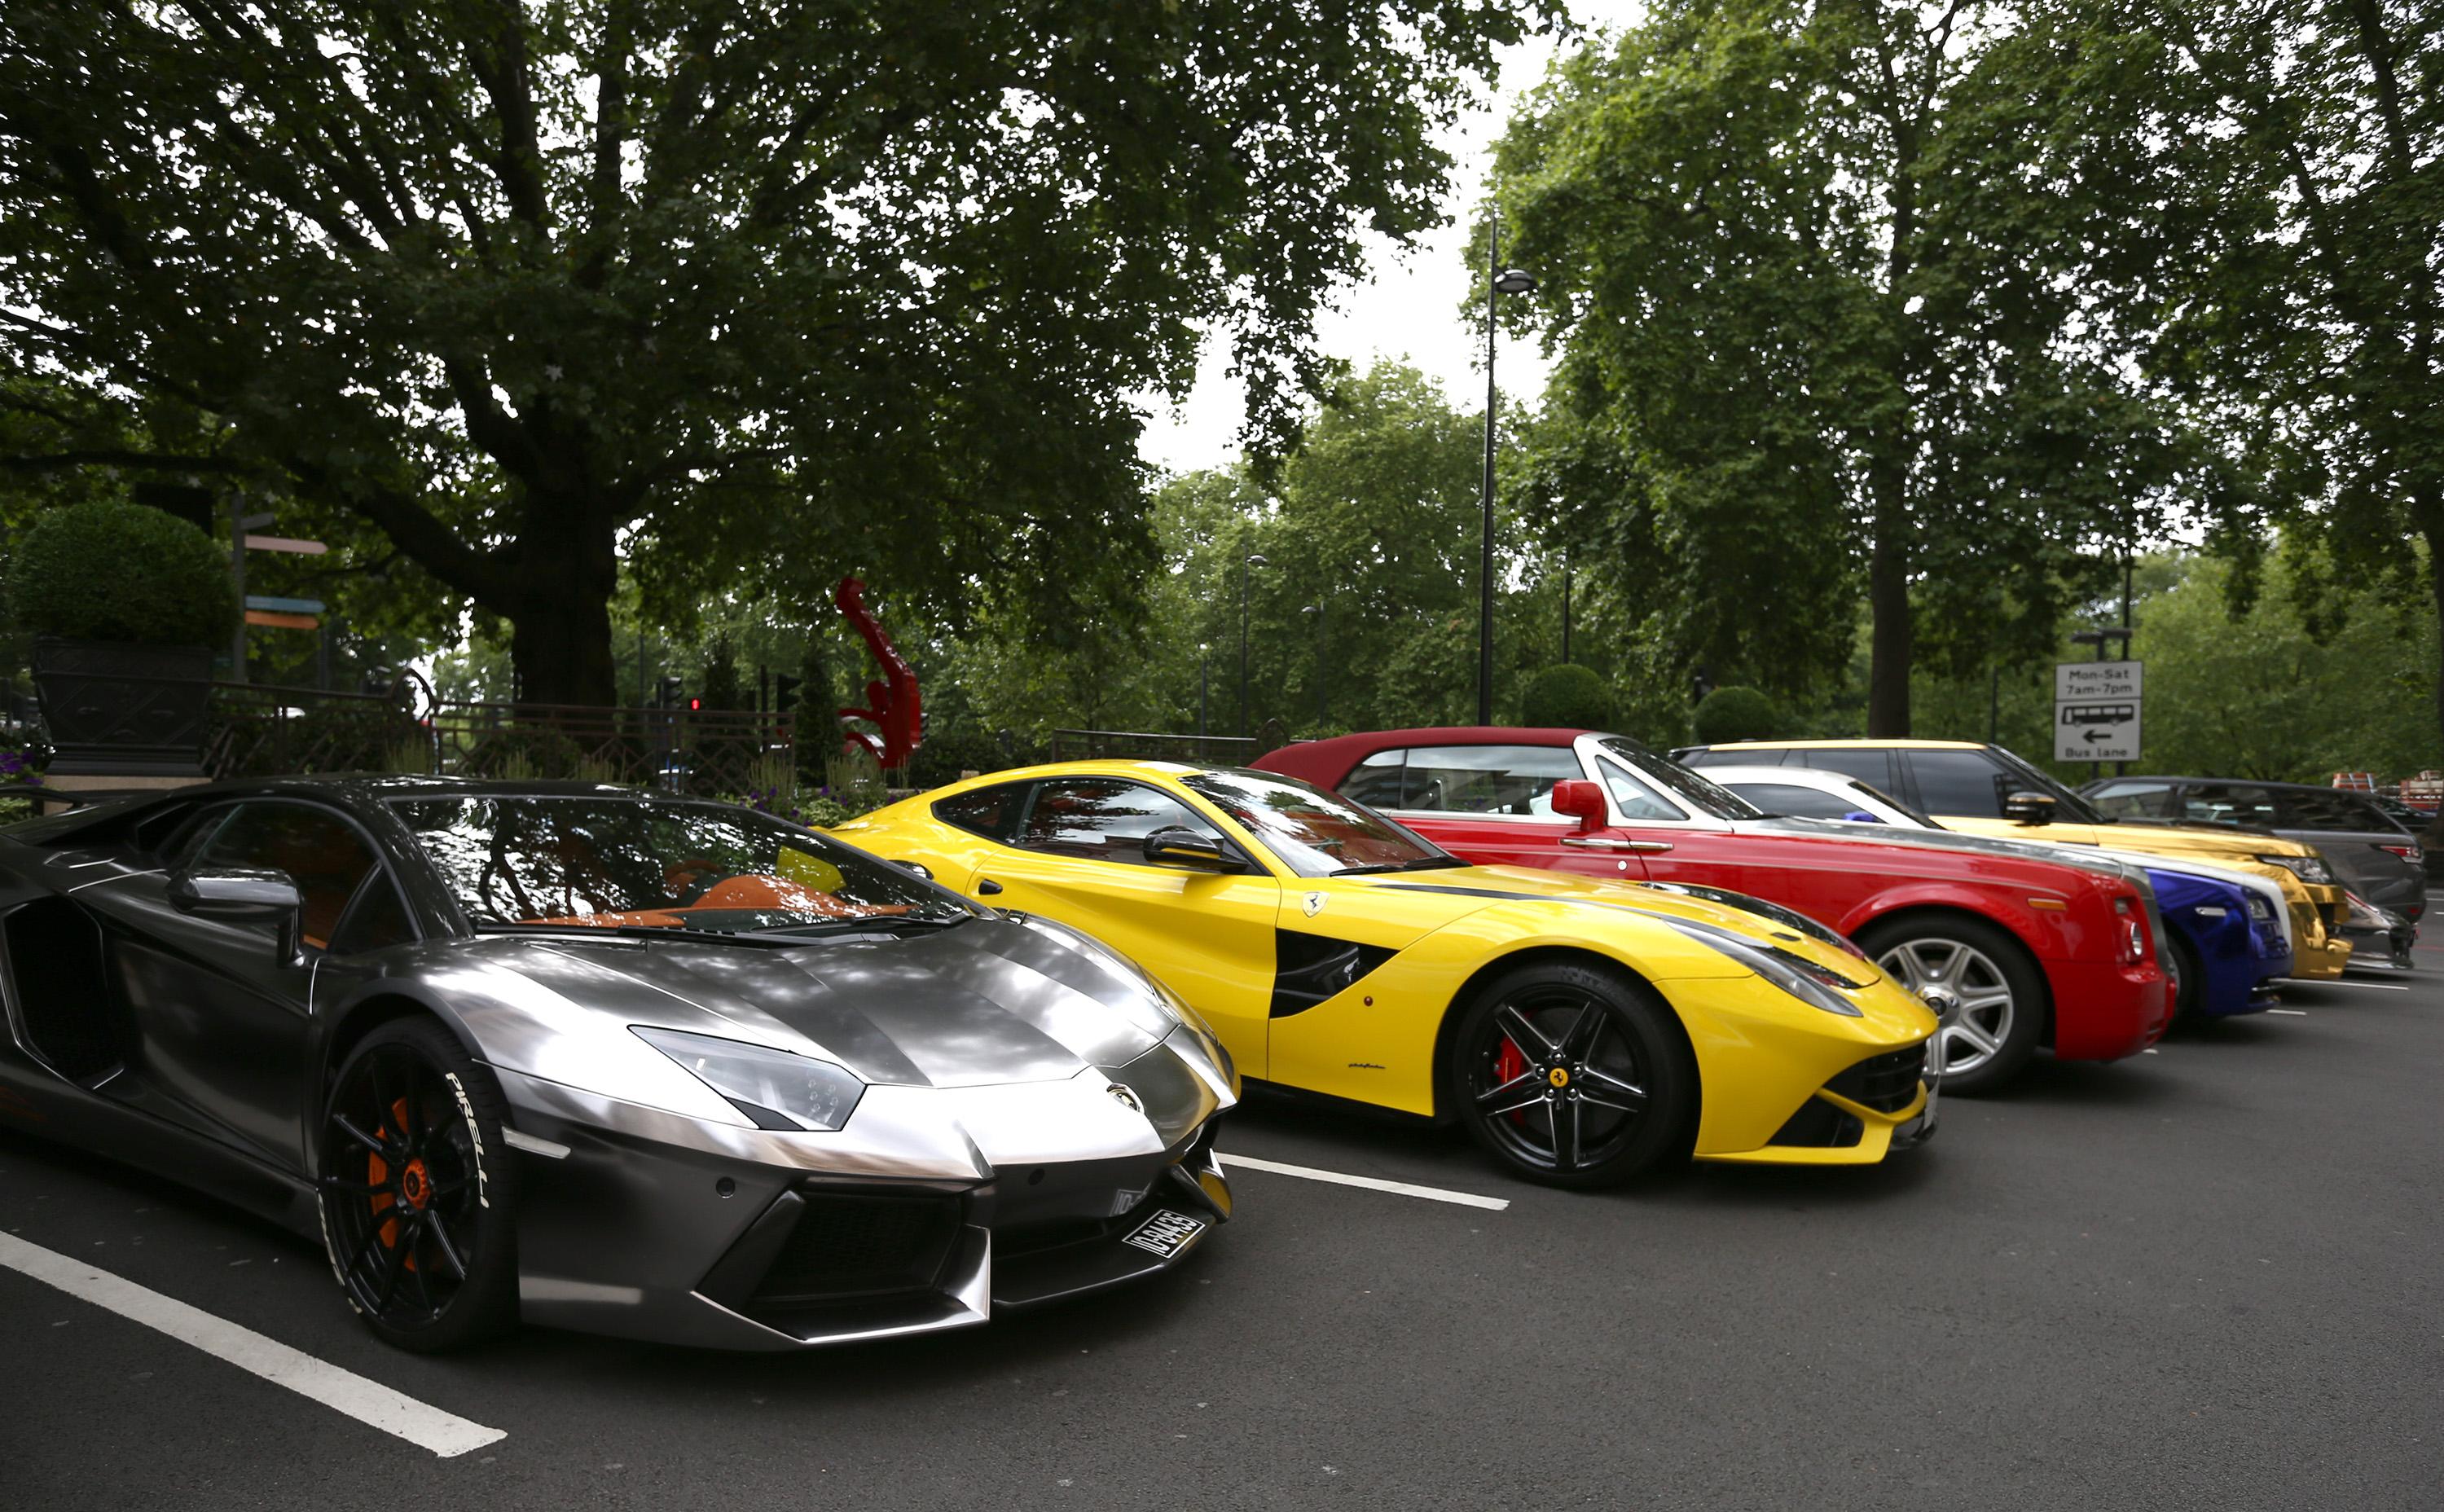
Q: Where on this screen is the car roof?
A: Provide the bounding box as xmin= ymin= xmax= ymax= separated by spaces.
xmin=1254 ymin=727 xmax=1597 ymax=782
xmin=2086 ymin=775 xmax=2388 ymax=796
xmin=1701 ymin=739 xmax=1985 ymax=751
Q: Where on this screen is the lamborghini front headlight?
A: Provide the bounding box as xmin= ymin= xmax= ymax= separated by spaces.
xmin=633 ymin=1027 xmax=864 ymax=1132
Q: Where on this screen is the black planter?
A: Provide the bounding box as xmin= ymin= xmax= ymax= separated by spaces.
xmin=32 ymin=637 xmax=214 ymax=776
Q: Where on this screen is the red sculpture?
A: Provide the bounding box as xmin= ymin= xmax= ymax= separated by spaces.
xmin=835 ymin=577 xmax=922 ymax=770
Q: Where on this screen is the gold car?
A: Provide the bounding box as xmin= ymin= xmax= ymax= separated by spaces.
xmin=1682 ymin=740 xmax=2352 ymax=978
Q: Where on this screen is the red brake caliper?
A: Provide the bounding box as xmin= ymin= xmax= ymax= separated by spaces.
xmin=1495 ymin=1039 xmax=1529 ymax=1127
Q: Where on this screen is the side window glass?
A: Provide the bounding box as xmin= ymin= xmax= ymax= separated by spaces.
xmin=931 ymin=783 xmax=1030 ymax=842
xmin=327 ymin=874 xmax=416 ymax=955
xmin=1339 ymin=750 xmax=1408 ymax=810
xmin=1787 ymin=748 xmax=1896 ymax=790
xmin=1906 ymin=752 xmax=2006 ymax=819
xmin=2183 ymin=783 xmax=2276 ymax=826
xmin=1013 ymin=780 xmax=1219 ymax=866
xmin=1594 ymin=758 xmax=1684 ymax=821
xmin=2277 ymin=789 xmax=2378 ymax=831
xmin=2086 ymin=781 xmax=2172 ymax=819
xmin=196 ymin=803 xmax=379 ymax=952
xmin=1396 ymin=745 xmax=1584 ymax=815
xmin=1737 ymin=783 xmax=1874 ymax=820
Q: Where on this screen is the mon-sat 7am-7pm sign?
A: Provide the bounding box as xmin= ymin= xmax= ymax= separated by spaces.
xmin=2055 ymin=660 xmax=2142 ymax=763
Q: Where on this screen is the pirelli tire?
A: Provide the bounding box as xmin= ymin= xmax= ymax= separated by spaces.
xmin=316 ymin=1018 xmax=521 ymax=1353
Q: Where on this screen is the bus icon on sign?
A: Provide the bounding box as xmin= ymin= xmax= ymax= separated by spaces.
xmin=2060 ymin=703 xmax=2134 ymax=726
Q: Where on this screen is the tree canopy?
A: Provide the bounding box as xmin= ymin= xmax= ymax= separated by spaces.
xmin=0 ymin=0 xmax=1547 ymax=703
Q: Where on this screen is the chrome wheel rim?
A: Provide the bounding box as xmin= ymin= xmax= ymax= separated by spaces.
xmin=1466 ymin=985 xmax=1648 ymax=1174
xmin=1877 ymin=938 xmax=2014 ymax=1076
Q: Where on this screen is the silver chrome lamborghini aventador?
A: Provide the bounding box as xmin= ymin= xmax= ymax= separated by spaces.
xmin=0 ymin=777 xmax=1235 ymax=1352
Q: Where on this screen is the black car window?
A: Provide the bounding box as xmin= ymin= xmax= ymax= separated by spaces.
xmin=1012 ymin=779 xmax=1221 ymax=866
xmin=2086 ymin=780 xmax=2174 ymax=819
xmin=2276 ymin=789 xmax=2385 ymax=832
xmin=1782 ymin=747 xmax=1898 ymax=792
xmin=1906 ymin=751 xmax=2007 ymax=819
xmin=933 ymin=782 xmax=1030 ymax=842
xmin=2182 ymin=782 xmax=2277 ymax=826
xmin=1394 ymin=745 xmax=1583 ymax=815
xmin=196 ymin=802 xmax=380 ymax=952
xmin=1732 ymin=782 xmax=1886 ymax=821
xmin=1340 ymin=750 xmax=1408 ymax=809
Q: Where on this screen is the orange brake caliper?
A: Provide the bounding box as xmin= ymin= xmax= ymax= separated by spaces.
xmin=366 ymin=1097 xmax=422 ymax=1268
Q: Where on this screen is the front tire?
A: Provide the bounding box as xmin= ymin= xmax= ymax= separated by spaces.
xmin=1448 ymin=960 xmax=1694 ymax=1189
xmin=317 ymin=1018 xmax=520 ymax=1352
xmin=1861 ymin=916 xmax=2044 ymax=1095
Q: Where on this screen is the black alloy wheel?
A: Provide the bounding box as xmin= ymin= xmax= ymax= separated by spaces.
xmin=1450 ymin=960 xmax=1693 ymax=1189
xmin=317 ymin=1018 xmax=519 ymax=1352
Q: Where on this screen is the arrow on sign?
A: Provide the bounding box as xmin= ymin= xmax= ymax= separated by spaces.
xmin=2082 ymin=728 xmax=2114 ymax=741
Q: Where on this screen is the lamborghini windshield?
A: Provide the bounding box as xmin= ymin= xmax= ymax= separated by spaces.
xmin=1183 ymin=770 xmax=1462 ymax=878
xmin=393 ymin=795 xmax=973 ymax=936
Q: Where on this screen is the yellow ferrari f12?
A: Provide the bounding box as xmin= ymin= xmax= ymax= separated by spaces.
xmin=833 ymin=762 xmax=1941 ymax=1188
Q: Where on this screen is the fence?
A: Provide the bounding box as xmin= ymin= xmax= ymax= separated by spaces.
xmin=1048 ymin=727 xmax=1262 ymax=764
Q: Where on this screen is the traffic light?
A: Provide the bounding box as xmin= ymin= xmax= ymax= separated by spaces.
xmin=772 ymin=673 xmax=803 ymax=710
xmin=688 ymin=697 xmax=702 ymax=712
xmin=656 ymin=675 xmax=683 ymax=708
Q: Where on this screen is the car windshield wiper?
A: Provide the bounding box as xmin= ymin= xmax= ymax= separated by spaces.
xmin=479 ymin=922 xmax=786 ymax=947
xmin=1334 ymin=855 xmax=1470 ymax=876
xmin=751 ymin=912 xmax=975 ymax=939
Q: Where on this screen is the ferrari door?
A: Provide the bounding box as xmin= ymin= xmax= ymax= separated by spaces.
xmin=960 ymin=777 xmax=1284 ymax=1078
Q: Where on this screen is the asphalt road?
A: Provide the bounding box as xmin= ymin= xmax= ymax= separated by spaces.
xmin=4 ymin=919 xmax=2439 ymax=1511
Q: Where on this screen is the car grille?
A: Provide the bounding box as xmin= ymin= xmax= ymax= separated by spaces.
xmin=1826 ymin=1044 xmax=1928 ymax=1114
xmin=1768 ymin=1100 xmax=1864 ymax=1149
xmin=749 ymin=1189 xmax=964 ymax=1306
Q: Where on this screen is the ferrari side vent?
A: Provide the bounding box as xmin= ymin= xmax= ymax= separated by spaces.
xmin=1767 ymin=1100 xmax=1864 ymax=1149
xmin=749 ymin=1189 xmax=963 ymax=1307
xmin=1826 ymin=1044 xmax=1927 ymax=1114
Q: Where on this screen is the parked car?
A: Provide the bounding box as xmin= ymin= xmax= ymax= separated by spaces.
xmin=0 ymin=778 xmax=1236 ymax=1352
xmin=2337 ymin=891 xmax=2415 ymax=973
xmin=832 ymin=760 xmax=1943 ymax=1186
xmin=1250 ymin=728 xmax=2171 ymax=1093
xmin=2076 ymin=776 xmax=2424 ymax=923
xmin=1703 ymin=764 xmax=2292 ymax=1018
xmin=1678 ymin=740 xmax=2355 ymax=979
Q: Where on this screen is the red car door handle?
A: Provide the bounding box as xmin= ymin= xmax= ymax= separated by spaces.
xmin=1560 ymin=837 xmax=1673 ymax=853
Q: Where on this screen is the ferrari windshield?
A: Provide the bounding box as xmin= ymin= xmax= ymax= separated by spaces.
xmin=1182 ymin=770 xmax=1460 ymax=878
xmin=393 ymin=796 xmax=972 ymax=935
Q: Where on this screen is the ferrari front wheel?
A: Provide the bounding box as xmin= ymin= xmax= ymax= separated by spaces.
xmin=1449 ymin=960 xmax=1693 ymax=1189
xmin=316 ymin=1018 xmax=520 ymax=1352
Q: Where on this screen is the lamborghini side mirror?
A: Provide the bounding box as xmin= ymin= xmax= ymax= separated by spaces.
xmin=169 ymin=867 xmax=303 ymax=958
xmin=1143 ymin=827 xmax=1234 ymax=872
xmin=1549 ymin=780 xmax=1609 ymax=831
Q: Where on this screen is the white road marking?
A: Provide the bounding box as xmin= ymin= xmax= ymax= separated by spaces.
xmin=2143 ymin=1048 xmax=2159 ymax=1054
xmin=2266 ymin=1008 xmax=2309 ymax=1016
xmin=0 ymin=1231 xmax=504 ymax=1458
xmin=2304 ymin=979 xmax=2412 ymax=993
xmin=1218 ymin=1153 xmax=1510 ymax=1211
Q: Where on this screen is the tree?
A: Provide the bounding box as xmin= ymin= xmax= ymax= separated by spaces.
xmin=1493 ymin=0 xmax=2208 ymax=732
xmin=2010 ymin=0 xmax=2444 ymax=754
xmin=0 ymin=0 xmax=1546 ymax=704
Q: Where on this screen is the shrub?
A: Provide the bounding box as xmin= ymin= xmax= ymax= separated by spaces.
xmin=11 ymin=500 xmax=237 ymax=646
xmin=1519 ymin=664 xmax=1611 ymax=729
xmin=1691 ymin=685 xmax=1786 ymax=745
xmin=462 ymin=726 xmax=586 ymax=780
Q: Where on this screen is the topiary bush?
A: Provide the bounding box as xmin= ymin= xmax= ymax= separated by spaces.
xmin=1691 ymin=685 xmax=1786 ymax=745
xmin=11 ymin=500 xmax=237 ymax=646
xmin=1519 ymin=664 xmax=1612 ymax=729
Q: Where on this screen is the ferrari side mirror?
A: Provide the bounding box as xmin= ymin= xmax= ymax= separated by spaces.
xmin=1143 ymin=827 xmax=1235 ymax=872
xmin=1548 ymin=780 xmax=1609 ymax=832
xmin=2002 ymin=791 xmax=2056 ymax=825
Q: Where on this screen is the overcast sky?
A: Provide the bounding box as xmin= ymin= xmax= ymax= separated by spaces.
xmin=1134 ymin=2 xmax=1650 ymax=477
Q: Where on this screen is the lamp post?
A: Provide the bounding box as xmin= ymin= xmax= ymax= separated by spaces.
xmin=1198 ymin=643 xmax=1210 ymax=741
xmin=1303 ymin=602 xmax=1326 ymax=728
xmin=1481 ymin=207 xmax=1536 ymax=724
xmin=1238 ymin=551 xmax=1268 ymax=737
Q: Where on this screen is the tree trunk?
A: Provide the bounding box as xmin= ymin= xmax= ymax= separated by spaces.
xmin=503 ymin=492 xmax=621 ymax=707
xmin=1865 ymin=473 xmax=1913 ymax=736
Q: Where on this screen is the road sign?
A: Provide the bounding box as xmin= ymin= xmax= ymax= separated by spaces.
xmin=2055 ymin=659 xmax=2142 ymax=762
xmin=244 ymin=595 xmax=326 ymax=615
xmin=244 ymin=534 xmax=327 ymax=555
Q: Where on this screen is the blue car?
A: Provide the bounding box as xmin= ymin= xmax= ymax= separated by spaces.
xmin=1706 ymin=765 xmax=2294 ymax=1018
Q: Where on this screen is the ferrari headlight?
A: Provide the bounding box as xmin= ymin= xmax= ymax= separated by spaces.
xmin=1664 ymin=918 xmax=1865 ymax=1018
xmin=2257 ymin=852 xmax=2335 ymax=886
xmin=633 ymin=1027 xmax=864 ymax=1132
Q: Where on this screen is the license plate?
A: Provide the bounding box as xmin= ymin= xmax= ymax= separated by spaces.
xmin=1121 ymin=1207 xmax=1207 ymax=1259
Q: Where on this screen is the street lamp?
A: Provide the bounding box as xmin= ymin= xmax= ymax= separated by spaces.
xmin=1197 ymin=641 xmax=1210 ymax=741
xmin=1238 ymin=551 xmax=1269 ymax=738
xmin=1302 ymin=602 xmax=1326 ymax=727
xmin=1481 ymin=206 xmax=1536 ymax=724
